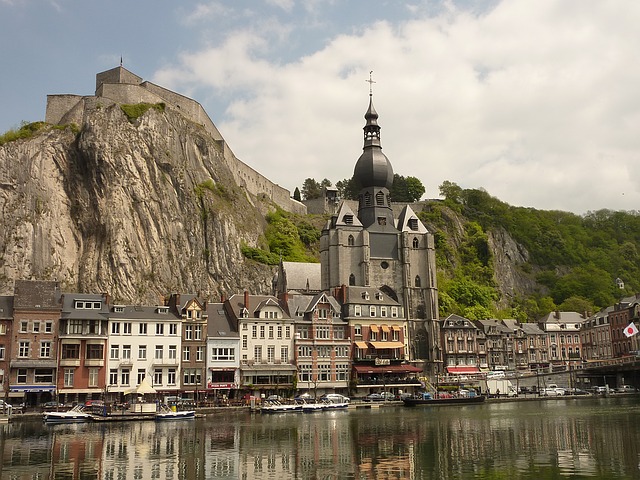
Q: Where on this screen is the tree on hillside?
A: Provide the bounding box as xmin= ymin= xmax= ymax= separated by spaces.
xmin=439 ymin=180 xmax=463 ymax=204
xmin=336 ymin=177 xmax=359 ymax=200
xmin=390 ymin=174 xmax=425 ymax=202
xmin=293 ymin=187 xmax=301 ymax=202
xmin=301 ymin=178 xmax=332 ymax=200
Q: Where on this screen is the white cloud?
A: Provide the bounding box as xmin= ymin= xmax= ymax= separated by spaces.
xmin=155 ymin=0 xmax=640 ymax=214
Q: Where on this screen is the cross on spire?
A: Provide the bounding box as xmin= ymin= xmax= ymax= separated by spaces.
xmin=366 ymin=71 xmax=376 ymax=96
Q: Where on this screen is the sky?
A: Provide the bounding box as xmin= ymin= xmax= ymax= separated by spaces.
xmin=2 ymin=0 xmax=640 ymax=215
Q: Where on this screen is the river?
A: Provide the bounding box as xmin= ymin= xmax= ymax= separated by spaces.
xmin=1 ymin=396 xmax=639 ymax=479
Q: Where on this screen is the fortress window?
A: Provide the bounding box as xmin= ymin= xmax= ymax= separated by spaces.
xmin=415 ymin=276 xmax=421 ymax=287
xmin=349 ymin=274 xmax=356 ymax=286
xmin=412 ymin=237 xmax=419 ymax=248
xmin=348 ymin=235 xmax=355 ymax=246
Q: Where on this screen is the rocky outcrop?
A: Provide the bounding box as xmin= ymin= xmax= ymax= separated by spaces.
xmin=0 ymin=104 xmax=272 ymax=303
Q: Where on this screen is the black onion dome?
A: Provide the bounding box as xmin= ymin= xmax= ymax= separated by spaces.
xmin=353 ymin=95 xmax=394 ymax=189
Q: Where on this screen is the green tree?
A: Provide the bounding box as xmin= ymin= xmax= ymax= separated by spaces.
xmin=439 ymin=180 xmax=463 ymax=204
xmin=293 ymin=187 xmax=301 ymax=202
xmin=336 ymin=177 xmax=359 ymax=200
xmin=301 ymin=178 xmax=322 ymax=200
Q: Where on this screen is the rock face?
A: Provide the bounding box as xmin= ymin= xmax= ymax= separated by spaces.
xmin=0 ymin=104 xmax=272 ymax=303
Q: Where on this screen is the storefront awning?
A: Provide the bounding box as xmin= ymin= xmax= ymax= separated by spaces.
xmin=369 ymin=341 xmax=404 ymax=349
xmin=354 ymin=364 xmax=422 ymax=374
xmin=354 ymin=341 xmax=369 ymax=349
xmin=446 ymin=366 xmax=480 ymax=374
xmin=10 ymin=385 xmax=56 ymax=393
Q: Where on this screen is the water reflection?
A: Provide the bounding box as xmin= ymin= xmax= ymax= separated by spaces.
xmin=1 ymin=397 xmax=640 ymax=479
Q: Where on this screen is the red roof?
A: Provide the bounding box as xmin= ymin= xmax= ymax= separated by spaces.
xmin=446 ymin=366 xmax=480 ymax=374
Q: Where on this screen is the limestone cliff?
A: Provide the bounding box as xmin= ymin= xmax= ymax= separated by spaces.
xmin=0 ymin=104 xmax=273 ymax=303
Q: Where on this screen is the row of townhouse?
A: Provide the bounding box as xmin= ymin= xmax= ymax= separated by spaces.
xmin=0 ymin=281 xmax=423 ymax=406
xmin=442 ymin=296 xmax=640 ymax=375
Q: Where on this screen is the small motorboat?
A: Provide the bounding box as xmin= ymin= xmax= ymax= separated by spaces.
xmin=155 ymin=405 xmax=196 ymax=420
xmin=260 ymin=400 xmax=302 ymax=413
xmin=43 ymin=405 xmax=92 ymax=424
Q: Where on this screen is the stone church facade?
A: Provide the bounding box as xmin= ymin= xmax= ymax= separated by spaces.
xmin=320 ymin=93 xmax=441 ymax=375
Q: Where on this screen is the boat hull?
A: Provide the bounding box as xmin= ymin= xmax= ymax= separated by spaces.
xmin=155 ymin=410 xmax=196 ymax=420
xmin=402 ymin=395 xmax=486 ymax=406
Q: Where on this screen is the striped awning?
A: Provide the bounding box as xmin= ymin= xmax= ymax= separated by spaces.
xmin=369 ymin=325 xmax=379 ymax=332
xmin=381 ymin=325 xmax=391 ymax=333
xmin=369 ymin=341 xmax=404 ymax=349
xmin=354 ymin=341 xmax=369 ymax=349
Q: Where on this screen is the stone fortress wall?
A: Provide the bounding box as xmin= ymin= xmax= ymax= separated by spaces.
xmin=45 ymin=66 xmax=306 ymax=215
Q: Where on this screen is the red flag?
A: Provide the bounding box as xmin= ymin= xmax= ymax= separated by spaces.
xmin=623 ymin=322 xmax=639 ymax=338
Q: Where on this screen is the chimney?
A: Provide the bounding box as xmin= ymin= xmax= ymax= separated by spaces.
xmin=221 ymin=293 xmax=226 ymax=303
xmin=554 ymin=311 xmax=560 ymax=320
xmin=244 ymin=290 xmax=249 ymax=308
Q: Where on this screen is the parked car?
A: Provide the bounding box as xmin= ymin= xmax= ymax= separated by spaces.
xmin=364 ymin=392 xmax=394 ymax=402
xmin=593 ymin=386 xmax=608 ymax=394
xmin=541 ymin=384 xmax=566 ymax=396
xmin=614 ymin=385 xmax=637 ymax=393
xmin=567 ymin=388 xmax=590 ymax=396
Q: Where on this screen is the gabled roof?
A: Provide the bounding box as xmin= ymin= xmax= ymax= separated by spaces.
xmin=13 ymin=280 xmax=61 ymax=310
xmin=395 ymin=205 xmax=429 ymax=233
xmin=108 ymin=304 xmax=181 ymax=321
xmin=226 ymin=294 xmax=291 ymax=320
xmin=343 ymin=286 xmax=401 ymax=306
xmin=520 ymin=322 xmax=545 ymax=335
xmin=305 ymin=292 xmax=342 ymax=315
xmin=206 ymin=302 xmax=238 ymax=338
xmin=474 ymin=319 xmax=512 ymax=334
xmin=60 ymin=293 xmax=110 ymax=320
xmin=334 ymin=202 xmax=362 ymax=228
xmin=442 ymin=314 xmax=476 ymax=329
xmin=280 ymin=261 xmax=321 ymax=293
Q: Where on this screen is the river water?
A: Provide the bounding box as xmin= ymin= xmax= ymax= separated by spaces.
xmin=1 ymin=396 xmax=639 ymax=479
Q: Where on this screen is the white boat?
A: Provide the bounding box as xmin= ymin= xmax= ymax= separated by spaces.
xmin=322 ymin=401 xmax=349 ymax=410
xmin=320 ymin=395 xmax=350 ymax=410
xmin=43 ymin=405 xmax=92 ymax=424
xmin=260 ymin=401 xmax=302 ymax=413
xmin=301 ymin=402 xmax=325 ymax=413
xmin=155 ymin=405 xmax=196 ymax=420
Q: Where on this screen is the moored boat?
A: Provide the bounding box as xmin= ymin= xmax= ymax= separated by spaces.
xmin=402 ymin=392 xmax=486 ymax=406
xmin=260 ymin=401 xmax=303 ymax=413
xmin=43 ymin=405 xmax=92 ymax=424
xmin=155 ymin=405 xmax=196 ymax=420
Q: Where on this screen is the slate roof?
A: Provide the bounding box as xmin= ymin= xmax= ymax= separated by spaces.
xmin=343 ymin=286 xmax=401 ymax=307
xmin=281 ymin=262 xmax=321 ymax=293
xmin=60 ymin=293 xmax=110 ymax=320
xmin=0 ymin=296 xmax=14 ymax=319
xmin=207 ymin=302 xmax=238 ymax=338
xmin=13 ymin=280 xmax=61 ymax=310
xmin=109 ymin=304 xmax=180 ymax=321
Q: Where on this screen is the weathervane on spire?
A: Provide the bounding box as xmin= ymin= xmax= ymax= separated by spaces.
xmin=366 ymin=70 xmax=376 ymax=96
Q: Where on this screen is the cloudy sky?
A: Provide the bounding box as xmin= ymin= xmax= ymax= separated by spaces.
xmin=2 ymin=0 xmax=639 ymax=214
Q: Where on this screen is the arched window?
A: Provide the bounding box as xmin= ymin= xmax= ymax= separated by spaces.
xmin=414 ymin=275 xmax=421 ymax=287
xmin=348 ymin=235 xmax=355 ymax=246
xmin=349 ymin=274 xmax=356 ymax=286
xmin=375 ymin=191 xmax=385 ymax=205
xmin=412 ymin=237 xmax=419 ymax=248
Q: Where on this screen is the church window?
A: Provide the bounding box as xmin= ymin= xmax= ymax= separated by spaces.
xmin=409 ymin=218 xmax=419 ymax=230
xmin=344 ymin=215 xmax=353 ymax=225
xmin=375 ymin=191 xmax=385 ymax=205
xmin=377 ymin=217 xmax=387 ymax=225
xmin=348 ymin=235 xmax=355 ymax=246
xmin=412 ymin=237 xmax=419 ymax=248
xmin=415 ymin=276 xmax=421 ymax=287
xmin=364 ymin=192 xmax=372 ymax=206
xmin=349 ymin=274 xmax=355 ymax=286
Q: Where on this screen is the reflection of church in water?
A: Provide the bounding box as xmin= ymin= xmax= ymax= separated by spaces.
xmin=320 ymin=85 xmax=441 ymax=376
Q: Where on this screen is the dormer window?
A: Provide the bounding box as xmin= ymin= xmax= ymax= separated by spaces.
xmin=375 ymin=292 xmax=383 ymax=301
xmin=409 ymin=218 xmax=419 ymax=231
xmin=344 ymin=215 xmax=353 ymax=225
xmin=114 ymin=306 xmax=124 ymax=313
xmin=157 ymin=306 xmax=169 ymax=314
xmin=362 ymin=292 xmax=370 ymax=301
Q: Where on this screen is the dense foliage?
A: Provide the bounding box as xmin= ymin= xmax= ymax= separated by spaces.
xmin=120 ymin=103 xmax=166 ymax=123
xmin=0 ymin=121 xmax=78 ymax=146
xmin=241 ymin=208 xmax=321 ymax=265
xmin=430 ymin=181 xmax=640 ymax=320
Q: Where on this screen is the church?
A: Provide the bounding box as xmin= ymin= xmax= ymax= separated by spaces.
xmin=320 ymin=88 xmax=441 ymax=376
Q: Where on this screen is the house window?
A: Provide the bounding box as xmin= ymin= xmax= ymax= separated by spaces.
xmin=62 ymin=344 xmax=80 ymax=359
xmin=260 ymin=326 xmax=265 ymax=339
xmin=277 ymin=325 xmax=283 ymax=339
xmin=267 ymin=346 xmax=276 ymax=363
xmin=110 ymin=345 xmax=119 ymax=360
xmin=111 ymin=323 xmax=120 ymax=334
xmin=123 ymin=322 xmax=132 ymax=334
xmin=185 ymin=325 xmax=193 ymax=340
xmin=155 ymin=345 xmax=163 ymax=359
xmin=254 ymin=345 xmax=262 ymax=362
xmin=68 ymin=320 xmax=82 ymax=334
xmin=121 ymin=369 xmax=130 ymax=386
xmin=285 ymin=326 xmax=291 ymax=338
xmin=318 ymin=309 xmax=328 ymax=319
xmin=138 ymin=345 xmax=147 ymax=360
xmin=183 ymin=346 xmax=190 ymax=361
xmin=167 ymin=369 xmax=176 ymax=385
xmin=242 ymin=335 xmax=248 ymax=349
xmin=0 ymin=345 xmax=5 ymax=360
xmin=354 ymin=324 xmax=362 ymax=336
xmin=211 ymin=348 xmax=235 ymax=361
xmin=316 ymin=326 xmax=330 ymax=339
xmin=195 ymin=325 xmax=202 ymax=340
xmin=34 ymin=369 xmax=53 ymax=383
xmin=137 ymin=369 xmax=145 ymax=385
xmin=268 ymin=325 xmax=274 ymax=339
xmin=355 ymin=305 xmax=361 ymax=317
xmin=40 ymin=341 xmax=51 ymax=358
xmin=370 ymin=306 xmax=376 ymax=317
xmin=168 ymin=345 xmax=177 ymax=360
xmin=109 ymin=369 xmax=118 ymax=386
xmin=45 ymin=322 xmax=53 ymax=333
xmin=391 ymin=307 xmax=398 ymax=318
xmin=19 ymin=341 xmax=29 ymax=357
xmin=153 ymin=369 xmax=162 ymax=386
xmin=17 ymin=369 xmax=27 ymax=383
xmin=156 ymin=324 xmax=164 ymax=335
xmin=122 ymin=345 xmax=131 ymax=360
xmin=334 ymin=327 xmax=344 ymax=339
xmin=169 ymin=323 xmax=178 ymax=335
xmin=381 ymin=307 xmax=387 ymax=318
xmin=252 ymin=325 xmax=257 ymax=339
xmin=281 ymin=346 xmax=288 ymax=363
xmin=196 ymin=346 xmax=205 ymax=361
xmin=19 ymin=321 xmax=28 ymax=333
xmin=139 ymin=323 xmax=148 ymax=335
xmin=64 ymin=368 xmax=74 ymax=387
xmin=33 ymin=321 xmax=40 ymax=333
xmin=88 ymin=368 xmax=99 ymax=387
